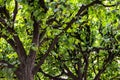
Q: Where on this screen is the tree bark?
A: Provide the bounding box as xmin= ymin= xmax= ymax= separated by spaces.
xmin=15 ymin=58 xmax=35 ymax=80
xmin=15 ymin=64 xmax=34 ymax=80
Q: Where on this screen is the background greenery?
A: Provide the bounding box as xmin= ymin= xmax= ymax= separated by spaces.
xmin=0 ymin=0 xmax=120 ymax=80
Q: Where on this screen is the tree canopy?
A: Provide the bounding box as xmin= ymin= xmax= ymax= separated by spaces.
xmin=0 ymin=0 xmax=120 ymax=80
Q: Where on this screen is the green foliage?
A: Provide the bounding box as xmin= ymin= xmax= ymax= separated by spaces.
xmin=115 ymin=33 xmax=120 ymax=42
xmin=0 ymin=0 xmax=120 ymax=80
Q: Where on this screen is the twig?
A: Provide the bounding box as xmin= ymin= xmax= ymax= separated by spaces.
xmin=0 ymin=60 xmax=15 ymax=68
xmin=101 ymin=2 xmax=120 ymax=7
xmin=13 ymin=0 xmax=18 ymax=22
xmin=39 ymin=68 xmax=66 ymax=80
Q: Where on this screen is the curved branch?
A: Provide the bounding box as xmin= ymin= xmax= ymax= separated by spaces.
xmin=13 ymin=35 xmax=27 ymax=63
xmin=101 ymin=2 xmax=120 ymax=7
xmin=32 ymin=0 xmax=105 ymax=75
xmin=39 ymin=68 xmax=66 ymax=80
xmin=26 ymin=12 xmax=40 ymax=68
xmin=64 ymin=0 xmax=102 ymax=31
xmin=0 ymin=19 xmax=27 ymax=64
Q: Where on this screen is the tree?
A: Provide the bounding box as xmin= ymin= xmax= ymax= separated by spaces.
xmin=0 ymin=0 xmax=120 ymax=80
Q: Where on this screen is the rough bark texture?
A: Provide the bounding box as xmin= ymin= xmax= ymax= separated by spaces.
xmin=15 ymin=59 xmax=34 ymax=80
xmin=0 ymin=0 xmax=119 ymax=80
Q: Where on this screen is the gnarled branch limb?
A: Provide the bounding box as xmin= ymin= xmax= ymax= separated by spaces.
xmin=13 ymin=35 xmax=27 ymax=63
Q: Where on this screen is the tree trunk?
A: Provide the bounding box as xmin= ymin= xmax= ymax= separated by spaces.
xmin=15 ymin=64 xmax=34 ymax=80
xmin=15 ymin=58 xmax=35 ymax=80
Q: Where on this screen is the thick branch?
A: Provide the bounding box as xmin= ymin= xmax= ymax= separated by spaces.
xmin=64 ymin=0 xmax=101 ymax=31
xmin=33 ymin=0 xmax=104 ymax=75
xmin=31 ymin=13 xmax=40 ymax=46
xmin=26 ymin=13 xmax=40 ymax=68
xmin=13 ymin=35 xmax=27 ymax=63
xmin=0 ymin=6 xmax=10 ymax=19
xmin=65 ymin=0 xmax=117 ymax=32
xmin=0 ymin=19 xmax=27 ymax=64
xmin=38 ymin=0 xmax=48 ymax=13
xmin=0 ymin=5 xmax=26 ymax=64
xmin=9 ymin=32 xmax=27 ymax=64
